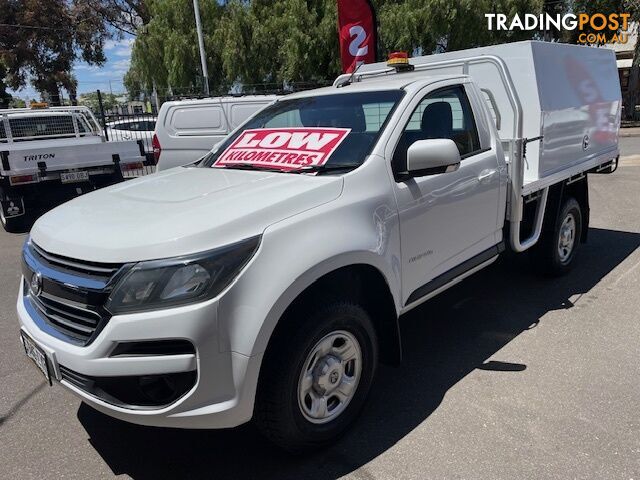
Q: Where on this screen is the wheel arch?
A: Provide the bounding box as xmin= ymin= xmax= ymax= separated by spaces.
xmin=563 ymin=176 xmax=589 ymax=243
xmin=259 ymin=260 xmax=402 ymax=368
xmin=542 ymin=176 xmax=589 ymax=243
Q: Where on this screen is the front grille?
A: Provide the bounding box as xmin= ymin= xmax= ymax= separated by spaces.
xmin=22 ymin=240 xmax=126 ymax=346
xmin=29 ymin=292 xmax=103 ymax=344
xmin=30 ymin=241 xmax=122 ymax=278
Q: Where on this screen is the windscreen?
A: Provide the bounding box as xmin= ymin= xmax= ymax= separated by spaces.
xmin=201 ymin=90 xmax=403 ymax=172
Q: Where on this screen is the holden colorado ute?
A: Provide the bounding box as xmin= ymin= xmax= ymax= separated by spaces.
xmin=16 ymin=42 xmax=620 ymax=451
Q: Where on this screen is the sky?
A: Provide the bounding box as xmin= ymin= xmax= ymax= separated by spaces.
xmin=9 ymin=35 xmax=134 ymax=101
xmin=74 ymin=36 xmax=134 ymax=95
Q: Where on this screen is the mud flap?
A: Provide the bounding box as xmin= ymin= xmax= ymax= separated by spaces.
xmin=1 ymin=197 xmax=25 ymax=218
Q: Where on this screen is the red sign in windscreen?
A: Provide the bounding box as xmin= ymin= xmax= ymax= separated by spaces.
xmin=213 ymin=127 xmax=351 ymax=171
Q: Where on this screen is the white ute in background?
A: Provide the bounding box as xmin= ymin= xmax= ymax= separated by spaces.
xmin=153 ymin=95 xmax=278 ymax=170
xmin=16 ymin=42 xmax=620 ymax=451
xmin=105 ymin=117 xmax=157 ymax=158
xmin=0 ymin=106 xmax=146 ymax=232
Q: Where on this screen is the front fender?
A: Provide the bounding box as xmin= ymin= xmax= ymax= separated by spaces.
xmin=217 ymin=161 xmax=402 ymax=358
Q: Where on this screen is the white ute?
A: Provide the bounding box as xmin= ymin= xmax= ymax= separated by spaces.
xmin=0 ymin=106 xmax=146 ymax=232
xmin=16 ymin=41 xmax=620 ymax=451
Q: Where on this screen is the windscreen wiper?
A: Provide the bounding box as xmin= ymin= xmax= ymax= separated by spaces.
xmin=288 ymin=163 xmax=362 ymax=174
xmin=214 ymin=164 xmax=290 ymax=173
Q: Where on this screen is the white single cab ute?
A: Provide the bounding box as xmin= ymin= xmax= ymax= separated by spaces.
xmin=0 ymin=106 xmax=146 ymax=232
xmin=17 ymin=41 xmax=620 ymax=451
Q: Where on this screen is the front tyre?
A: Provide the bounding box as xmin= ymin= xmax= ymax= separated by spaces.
xmin=254 ymin=300 xmax=378 ymax=452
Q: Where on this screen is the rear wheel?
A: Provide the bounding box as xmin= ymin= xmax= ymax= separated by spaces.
xmin=254 ymin=300 xmax=378 ymax=452
xmin=532 ymin=196 xmax=582 ymax=276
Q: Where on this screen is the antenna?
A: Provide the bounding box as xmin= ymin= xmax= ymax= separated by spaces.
xmin=338 ymin=62 xmax=365 ymax=88
xmin=217 ymin=93 xmax=231 ymax=134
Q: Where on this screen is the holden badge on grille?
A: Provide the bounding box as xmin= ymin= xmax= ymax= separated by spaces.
xmin=30 ymin=272 xmax=43 ymax=296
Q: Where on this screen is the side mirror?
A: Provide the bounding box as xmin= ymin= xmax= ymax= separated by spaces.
xmin=406 ymin=139 xmax=461 ymax=177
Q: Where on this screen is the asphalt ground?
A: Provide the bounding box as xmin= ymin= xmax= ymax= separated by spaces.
xmin=1 ymin=138 xmax=639 ymax=479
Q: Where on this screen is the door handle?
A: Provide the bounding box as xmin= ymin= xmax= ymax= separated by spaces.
xmin=478 ymin=169 xmax=497 ymax=182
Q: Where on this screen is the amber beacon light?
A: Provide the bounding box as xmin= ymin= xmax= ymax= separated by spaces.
xmin=387 ymin=51 xmax=414 ymax=72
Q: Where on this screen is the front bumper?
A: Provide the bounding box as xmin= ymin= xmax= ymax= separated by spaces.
xmin=17 ymin=281 xmax=262 ymax=429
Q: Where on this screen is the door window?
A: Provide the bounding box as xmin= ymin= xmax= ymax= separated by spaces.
xmin=393 ymin=85 xmax=481 ymax=175
xmin=139 ymin=120 xmax=156 ymax=131
xmin=112 ymin=122 xmax=133 ymax=131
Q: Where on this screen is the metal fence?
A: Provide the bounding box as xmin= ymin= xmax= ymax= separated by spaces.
xmin=95 ymin=90 xmax=157 ymax=177
xmin=91 ymin=83 xmax=333 ymax=178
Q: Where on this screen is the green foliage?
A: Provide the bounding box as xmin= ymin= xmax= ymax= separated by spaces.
xmin=566 ymin=0 xmax=626 ymax=44
xmin=0 ymin=62 xmax=12 ymax=109
xmin=211 ymin=0 xmax=341 ymax=85
xmin=125 ymin=0 xmax=222 ymax=95
xmin=125 ymin=0 xmax=640 ymax=94
xmin=77 ymin=91 xmax=120 ymax=112
xmin=0 ymin=0 xmax=110 ymax=104
xmin=127 ymin=0 xmax=545 ymax=94
xmin=86 ymin=0 xmax=149 ymax=37
xmin=378 ymin=0 xmax=544 ymax=53
xmin=8 ymin=97 xmax=26 ymax=108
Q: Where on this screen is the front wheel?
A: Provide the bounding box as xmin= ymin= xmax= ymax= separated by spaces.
xmin=254 ymin=300 xmax=378 ymax=452
xmin=531 ymin=196 xmax=582 ymax=276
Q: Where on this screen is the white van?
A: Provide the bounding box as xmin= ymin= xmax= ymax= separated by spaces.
xmin=153 ymin=96 xmax=278 ymax=171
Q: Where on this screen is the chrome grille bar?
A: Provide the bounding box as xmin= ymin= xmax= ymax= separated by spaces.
xmin=30 ymin=294 xmax=96 ymax=337
xmin=22 ymin=239 xmax=123 ymax=346
xmin=34 ymin=294 xmax=101 ymax=326
xmin=31 ymin=242 xmax=121 ymax=277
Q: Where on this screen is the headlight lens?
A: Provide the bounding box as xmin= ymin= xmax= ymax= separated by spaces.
xmin=105 ymin=236 xmax=260 ymax=314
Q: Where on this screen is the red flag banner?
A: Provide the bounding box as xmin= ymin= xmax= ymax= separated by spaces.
xmin=337 ymin=0 xmax=378 ymax=74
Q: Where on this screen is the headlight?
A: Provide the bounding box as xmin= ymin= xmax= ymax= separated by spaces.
xmin=105 ymin=236 xmax=261 ymax=314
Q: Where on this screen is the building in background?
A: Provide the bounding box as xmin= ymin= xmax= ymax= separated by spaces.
xmin=605 ymin=24 xmax=639 ymax=120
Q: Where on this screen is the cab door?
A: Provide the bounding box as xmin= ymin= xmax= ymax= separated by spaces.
xmin=387 ymin=81 xmax=503 ymax=306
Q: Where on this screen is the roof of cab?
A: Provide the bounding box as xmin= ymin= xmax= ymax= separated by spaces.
xmin=282 ymin=73 xmax=468 ymax=101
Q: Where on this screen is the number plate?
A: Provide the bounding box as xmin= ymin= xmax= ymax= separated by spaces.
xmin=60 ymin=171 xmax=89 ymax=184
xmin=20 ymin=331 xmax=51 ymax=384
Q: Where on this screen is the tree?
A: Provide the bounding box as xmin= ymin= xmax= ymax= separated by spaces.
xmin=213 ymin=0 xmax=341 ymax=86
xmin=0 ymin=0 xmax=110 ymax=105
xmin=0 ymin=62 xmax=12 ymax=109
xmin=566 ymin=0 xmax=626 ymax=44
xmin=124 ymin=0 xmax=223 ymax=96
xmin=77 ymin=91 xmax=120 ymax=113
xmin=9 ymin=97 xmax=26 ymax=108
xmin=378 ymin=0 xmax=544 ymax=54
xmin=85 ymin=0 xmax=150 ymax=37
xmin=127 ymin=0 xmax=548 ymax=95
